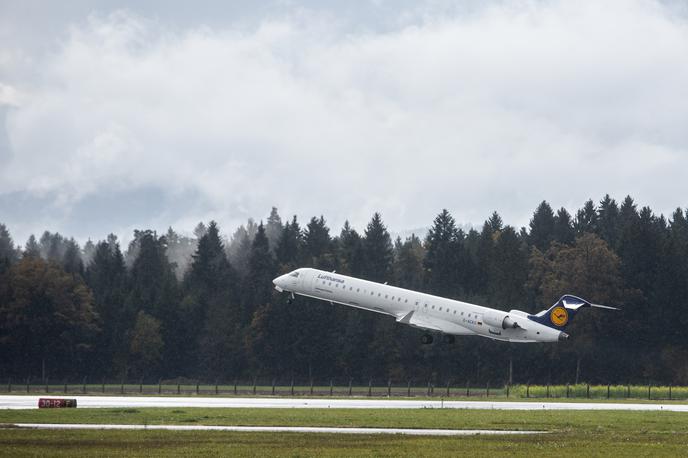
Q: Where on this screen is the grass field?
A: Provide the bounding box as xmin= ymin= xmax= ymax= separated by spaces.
xmin=1 ymin=408 xmax=688 ymax=456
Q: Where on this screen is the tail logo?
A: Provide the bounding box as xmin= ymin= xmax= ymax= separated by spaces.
xmin=550 ymin=306 xmax=569 ymax=327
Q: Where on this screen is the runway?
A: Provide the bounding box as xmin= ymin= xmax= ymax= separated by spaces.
xmin=4 ymin=423 xmax=546 ymax=436
xmin=2 ymin=395 xmax=688 ymax=411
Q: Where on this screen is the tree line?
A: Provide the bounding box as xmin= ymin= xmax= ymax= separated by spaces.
xmin=1 ymin=195 xmax=688 ymax=385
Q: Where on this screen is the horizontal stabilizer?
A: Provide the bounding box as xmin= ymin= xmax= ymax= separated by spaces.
xmin=591 ymin=303 xmax=620 ymax=310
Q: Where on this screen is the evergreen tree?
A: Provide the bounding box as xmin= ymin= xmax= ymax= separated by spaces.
xmin=361 ymin=213 xmax=394 ymax=283
xmin=265 ymin=207 xmax=284 ymax=253
xmin=86 ymin=234 xmax=129 ymax=377
xmin=241 ymin=224 xmax=277 ymax=324
xmin=393 ymin=234 xmax=425 ymax=290
xmin=62 ymin=238 xmax=84 ymax=275
xmin=276 ymin=216 xmax=302 ymax=268
xmin=23 ymin=235 xmax=40 ymax=258
xmin=528 ymin=201 xmax=556 ymax=251
xmin=553 ymin=208 xmax=575 ymax=245
xmin=424 ymin=209 xmax=464 ymax=297
xmin=597 ymin=194 xmax=620 ymax=247
xmin=338 ymin=221 xmax=365 ymax=276
xmin=574 ymin=199 xmax=598 ymax=234
xmin=303 ymin=216 xmax=334 ymax=269
xmin=0 ymin=223 xmax=18 ymax=267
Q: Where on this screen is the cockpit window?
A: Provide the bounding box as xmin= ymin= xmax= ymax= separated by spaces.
xmin=289 ymin=272 xmax=300 ymax=278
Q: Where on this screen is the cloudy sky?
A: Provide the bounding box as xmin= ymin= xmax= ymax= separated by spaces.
xmin=1 ymin=0 xmax=688 ymax=244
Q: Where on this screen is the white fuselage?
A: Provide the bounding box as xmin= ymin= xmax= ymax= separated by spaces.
xmin=273 ymin=268 xmax=563 ymax=343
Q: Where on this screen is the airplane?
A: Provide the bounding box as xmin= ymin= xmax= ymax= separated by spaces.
xmin=272 ymin=267 xmax=617 ymax=344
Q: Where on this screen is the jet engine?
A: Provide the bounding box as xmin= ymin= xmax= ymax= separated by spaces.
xmin=483 ymin=310 xmax=521 ymax=330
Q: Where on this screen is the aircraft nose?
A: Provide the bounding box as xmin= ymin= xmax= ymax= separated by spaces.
xmin=273 ymin=274 xmax=287 ymax=291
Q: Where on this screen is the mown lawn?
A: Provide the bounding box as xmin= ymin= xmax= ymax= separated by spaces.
xmin=1 ymin=408 xmax=687 ymax=456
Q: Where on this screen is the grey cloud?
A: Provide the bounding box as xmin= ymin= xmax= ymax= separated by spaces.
xmin=1 ymin=0 xmax=688 ymax=244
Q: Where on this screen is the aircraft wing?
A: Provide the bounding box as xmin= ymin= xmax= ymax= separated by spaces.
xmin=396 ymin=311 xmax=474 ymax=335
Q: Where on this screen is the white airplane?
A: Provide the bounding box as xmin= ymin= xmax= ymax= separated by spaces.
xmin=273 ymin=268 xmax=617 ymax=344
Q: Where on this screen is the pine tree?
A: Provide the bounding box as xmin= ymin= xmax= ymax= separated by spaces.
xmin=553 ymin=208 xmax=575 ymax=245
xmin=303 ymin=216 xmax=334 ymax=269
xmin=0 ymin=223 xmax=18 ymax=267
xmin=361 ymin=213 xmax=394 ymax=283
xmin=528 ymin=201 xmax=556 ymax=251
xmin=425 ymin=209 xmax=468 ymax=298
xmin=86 ymin=234 xmax=129 ymax=377
xmin=574 ymin=199 xmax=598 ymax=234
xmin=265 ymin=207 xmax=284 ymax=253
xmin=276 ymin=216 xmax=302 ymax=268
xmin=597 ymin=194 xmax=620 ymax=247
xmin=23 ymin=235 xmax=40 ymax=258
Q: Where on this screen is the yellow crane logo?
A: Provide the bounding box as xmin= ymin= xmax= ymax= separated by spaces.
xmin=550 ymin=306 xmax=569 ymax=327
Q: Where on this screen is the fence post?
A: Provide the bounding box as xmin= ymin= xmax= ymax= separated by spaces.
xmin=291 ymin=379 xmax=295 ymax=396
xmin=566 ymin=384 xmax=570 ymax=398
xmin=526 ymin=384 xmax=529 ymax=399
xmin=330 ymin=380 xmax=333 ymax=396
xmin=626 ymin=384 xmax=630 ymax=399
xmin=45 ymin=378 xmax=49 ymax=394
xmin=177 ymin=383 xmax=180 ymax=395
xmin=506 ymin=383 xmax=510 ymax=398
xmin=648 ymin=384 xmax=651 ymax=400
xmin=102 ymin=379 xmax=105 ymax=394
xmin=272 ymin=379 xmax=276 ymax=395
xmin=122 ymin=381 xmax=125 ymax=395
xmin=196 ymin=382 xmax=200 ymax=395
xmin=8 ymin=378 xmax=11 ymax=393
xmin=348 ymin=378 xmax=352 ymax=396
xmin=466 ymin=380 xmax=470 ymax=397
xmin=368 ymin=379 xmax=372 ymax=397
xmin=407 ymin=380 xmax=411 ymax=397
xmin=309 ymin=379 xmax=314 ymax=396
xmin=388 ymin=379 xmax=392 ymax=397
xmin=607 ymin=384 xmax=610 ymax=399
xmin=158 ymin=380 xmax=162 ymax=395
xmin=586 ymin=384 xmax=590 ymax=399
xmin=26 ymin=377 xmax=30 ymax=394
xmin=546 ymin=383 xmax=549 ymax=398
xmin=446 ymin=381 xmax=450 ymax=397
xmin=215 ymin=382 xmax=218 ymax=395
xmin=82 ymin=377 xmax=87 ymax=394
xmin=234 ymin=380 xmax=237 ymax=395
xmin=669 ymin=384 xmax=672 ymax=400
xmin=427 ymin=380 xmax=431 ymax=397
xmin=141 ymin=381 xmax=144 ymax=394
xmin=486 ymin=381 xmax=490 ymax=398
xmin=253 ymin=378 xmax=257 ymax=395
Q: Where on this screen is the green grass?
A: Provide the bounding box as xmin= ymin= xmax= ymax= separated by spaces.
xmin=1 ymin=408 xmax=688 ymax=456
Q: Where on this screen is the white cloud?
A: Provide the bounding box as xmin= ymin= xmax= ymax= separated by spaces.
xmin=1 ymin=0 xmax=688 ymax=243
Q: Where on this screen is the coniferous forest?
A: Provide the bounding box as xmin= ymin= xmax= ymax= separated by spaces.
xmin=1 ymin=195 xmax=688 ymax=386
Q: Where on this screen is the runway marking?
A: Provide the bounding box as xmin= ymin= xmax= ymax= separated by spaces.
xmin=4 ymin=423 xmax=547 ymax=436
xmin=2 ymin=395 xmax=688 ymax=411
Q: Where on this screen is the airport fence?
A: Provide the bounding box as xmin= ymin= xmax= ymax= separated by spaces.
xmin=1 ymin=378 xmax=686 ymax=400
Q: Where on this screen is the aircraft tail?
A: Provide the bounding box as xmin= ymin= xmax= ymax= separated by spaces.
xmin=528 ymin=295 xmax=617 ymax=332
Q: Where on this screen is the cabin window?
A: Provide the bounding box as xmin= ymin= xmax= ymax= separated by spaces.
xmin=349 ymin=286 xmax=352 ymax=291
xmin=322 ymin=281 xmax=326 ymax=284
xmin=289 ymin=272 xmax=300 ymax=277
xmin=357 ymin=288 xmax=360 ymax=292
xmin=335 ymin=284 xmax=338 ymax=288
xmin=404 ymin=299 xmax=408 ymax=303
xmin=391 ymin=296 xmax=394 ymax=300
xmin=385 ymin=295 xmax=388 ymax=299
xmin=398 ymin=298 xmax=401 ymax=302
xmin=453 ymin=310 xmax=456 ymax=314
xmin=461 ymin=312 xmax=464 ymax=316
xmin=415 ymin=301 xmax=419 ymax=306
xmin=431 ymin=305 xmax=435 ymax=309
xmin=424 ymin=304 xmax=427 ymax=308
xmin=371 ymin=292 xmax=374 ymax=295
xmin=378 ymin=293 xmax=381 ymax=297
xmin=328 ymin=282 xmax=332 ymax=286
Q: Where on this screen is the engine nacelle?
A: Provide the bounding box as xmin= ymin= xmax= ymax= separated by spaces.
xmin=483 ymin=310 xmax=521 ymax=330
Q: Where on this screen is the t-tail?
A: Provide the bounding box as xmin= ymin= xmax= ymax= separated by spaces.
xmin=528 ymin=294 xmax=618 ymax=339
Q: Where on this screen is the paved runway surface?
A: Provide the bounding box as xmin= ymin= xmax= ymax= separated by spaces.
xmin=2 ymin=395 xmax=688 ymax=411
xmin=5 ymin=423 xmax=546 ymax=436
